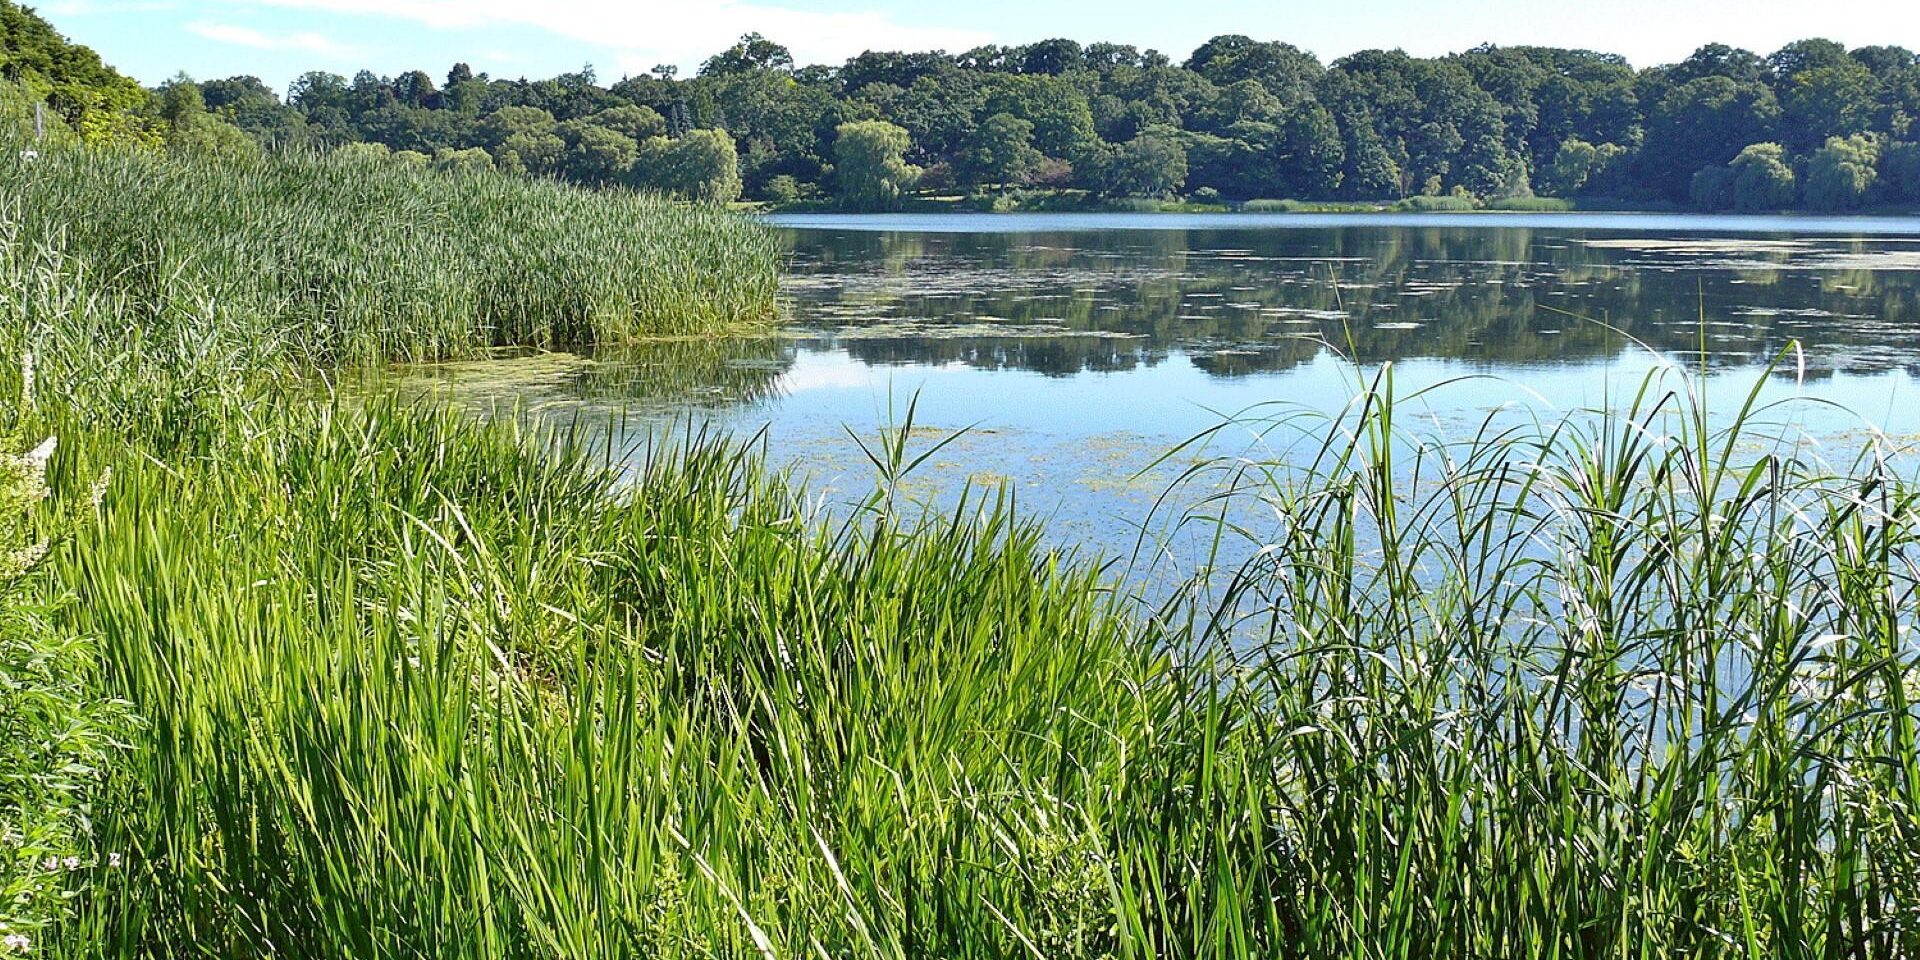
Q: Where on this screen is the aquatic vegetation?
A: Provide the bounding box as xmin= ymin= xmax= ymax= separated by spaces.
xmin=0 ymin=138 xmax=779 ymax=365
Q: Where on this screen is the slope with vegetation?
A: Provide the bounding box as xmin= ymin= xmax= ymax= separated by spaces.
xmin=0 ymin=12 xmax=1916 ymax=959
xmin=3 ymin=120 xmax=1919 ymax=960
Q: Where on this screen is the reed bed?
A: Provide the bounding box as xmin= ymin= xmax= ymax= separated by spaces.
xmin=0 ymin=143 xmax=1915 ymax=959
xmin=0 ymin=139 xmax=779 ymax=364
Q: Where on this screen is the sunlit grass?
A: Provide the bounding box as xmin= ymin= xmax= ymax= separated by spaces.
xmin=0 ymin=138 xmax=1915 ymax=959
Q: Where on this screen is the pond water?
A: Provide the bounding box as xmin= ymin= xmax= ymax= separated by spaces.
xmin=404 ymin=212 xmax=1920 ymax=581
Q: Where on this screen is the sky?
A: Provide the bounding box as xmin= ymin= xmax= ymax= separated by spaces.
xmin=37 ymin=0 xmax=1920 ymax=94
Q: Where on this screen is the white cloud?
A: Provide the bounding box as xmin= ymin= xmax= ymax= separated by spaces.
xmin=187 ymin=21 xmax=359 ymax=56
xmin=226 ymin=0 xmax=993 ymax=75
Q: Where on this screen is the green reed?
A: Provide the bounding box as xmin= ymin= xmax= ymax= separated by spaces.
xmin=0 ymin=138 xmax=778 ymax=365
xmin=1 ymin=139 xmax=1915 ymax=959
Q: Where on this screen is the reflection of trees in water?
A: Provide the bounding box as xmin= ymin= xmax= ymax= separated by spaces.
xmin=574 ymin=338 xmax=796 ymax=406
xmin=840 ymin=336 xmax=1172 ymax=378
xmin=781 ymin=227 xmax=1920 ymax=379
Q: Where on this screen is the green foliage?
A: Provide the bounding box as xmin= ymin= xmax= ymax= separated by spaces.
xmin=0 ymin=381 xmax=122 ymax=952
xmin=1804 ymin=133 xmax=1881 ymax=210
xmin=1 ymin=140 xmax=777 ymax=363
xmin=1094 ymin=130 xmax=1187 ymax=198
xmin=1881 ymin=140 xmax=1920 ymax=203
xmin=960 ymin=111 xmax=1041 ymax=187
xmin=630 ymin=128 xmax=743 ymax=203
xmin=1482 ymin=195 xmax=1574 ymax=211
xmin=761 ymin=173 xmax=804 ymax=203
xmin=1728 ymin=141 xmax=1797 ymax=209
xmin=14 ymin=12 xmax=1910 ymax=210
xmin=432 ymin=145 xmax=493 ymax=173
xmin=589 ymin=103 xmax=665 ymax=142
xmin=557 ymin=119 xmax=637 ymax=184
xmin=1690 ymin=163 xmax=1736 ymax=209
xmin=1644 ymin=76 xmax=1782 ymax=200
xmin=3 ymin=104 xmax=1920 ymax=958
xmin=1782 ymin=61 xmax=1878 ymax=149
xmin=0 ymin=0 xmax=150 ymax=144
xmin=1395 ymin=192 xmax=1481 ymax=211
xmin=832 ymin=119 xmax=920 ymax=210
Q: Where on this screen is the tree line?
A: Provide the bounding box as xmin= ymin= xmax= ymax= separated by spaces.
xmin=7 ymin=1 xmax=1920 ymax=211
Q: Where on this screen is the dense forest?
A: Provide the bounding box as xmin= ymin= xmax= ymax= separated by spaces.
xmin=6 ymin=0 xmax=1920 ymax=211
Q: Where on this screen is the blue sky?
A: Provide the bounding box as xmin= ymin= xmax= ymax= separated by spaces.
xmin=38 ymin=0 xmax=1920 ymax=95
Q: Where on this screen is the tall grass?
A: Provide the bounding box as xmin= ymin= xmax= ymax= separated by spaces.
xmin=2 ymin=140 xmax=1915 ymax=958
xmin=1144 ymin=363 xmax=1920 ymax=957
xmin=0 ymin=139 xmax=778 ymax=364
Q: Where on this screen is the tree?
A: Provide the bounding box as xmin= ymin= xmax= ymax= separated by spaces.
xmin=497 ymin=131 xmax=565 ymax=176
xmin=590 ymin=104 xmax=666 ymax=142
xmin=1667 ymin=44 xmax=1768 ymax=86
xmin=1186 ymin=35 xmax=1323 ymax=102
xmin=433 ymin=146 xmax=494 ymax=173
xmin=157 ymin=73 xmax=206 ymax=125
xmin=981 ymin=74 xmax=1099 ymax=165
xmin=1782 ymin=63 xmax=1878 ymax=150
xmin=480 ymin=105 xmax=557 ymax=146
xmin=1545 ymin=138 xmax=1600 ymax=194
xmin=960 ymin=112 xmax=1041 ymax=187
xmin=1095 ymin=130 xmax=1188 ymax=197
xmin=1641 ymin=76 xmax=1781 ymax=200
xmin=832 ymin=120 xmax=920 ymax=210
xmin=558 ymin=120 xmax=638 ymax=184
xmin=1803 ymin=133 xmax=1880 ymax=209
xmin=1882 ymin=141 xmax=1920 ymax=202
xmin=1766 ymin=39 xmax=1851 ymax=82
xmin=1690 ymin=165 xmax=1736 ymax=209
xmin=631 ymin=129 xmax=742 ymax=203
xmin=700 ymin=33 xmax=793 ymax=76
xmin=1728 ymin=142 xmax=1796 ymax=209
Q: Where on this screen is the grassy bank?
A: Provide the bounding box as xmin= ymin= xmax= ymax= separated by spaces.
xmin=1 ymin=144 xmax=1916 ymax=958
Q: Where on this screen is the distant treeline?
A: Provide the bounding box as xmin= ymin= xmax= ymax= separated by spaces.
xmin=6 ymin=0 xmax=1920 ymax=211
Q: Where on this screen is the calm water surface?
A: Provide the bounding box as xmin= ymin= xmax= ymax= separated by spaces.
xmin=410 ymin=213 xmax=1920 ymax=576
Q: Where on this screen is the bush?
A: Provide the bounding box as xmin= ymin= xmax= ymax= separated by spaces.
xmin=761 ymin=173 xmax=803 ymax=204
xmin=1394 ymin=194 xmax=1481 ymax=212
xmin=1483 ymin=196 xmax=1575 ymax=212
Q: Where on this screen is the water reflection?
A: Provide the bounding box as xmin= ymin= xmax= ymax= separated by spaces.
xmin=378 ymin=217 xmax=1920 ymax=584
xmin=780 ymin=226 xmax=1920 ymax=379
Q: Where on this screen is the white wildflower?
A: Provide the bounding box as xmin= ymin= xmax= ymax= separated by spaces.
xmin=107 ymin=852 xmax=122 ymax=868
xmin=17 ymin=148 xmax=37 ymax=163
xmin=87 ymin=466 xmax=112 ymax=509
xmin=2 ymin=931 xmax=29 ymax=953
xmin=22 ymin=437 xmax=53 ymax=472
xmin=61 ymin=856 xmax=79 ymax=871
xmin=7 ymin=542 xmax=49 ymax=574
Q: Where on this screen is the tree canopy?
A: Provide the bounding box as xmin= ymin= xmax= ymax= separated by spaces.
xmin=12 ymin=6 xmax=1920 ymax=211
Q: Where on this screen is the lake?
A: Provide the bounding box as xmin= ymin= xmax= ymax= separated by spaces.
xmin=404 ymin=212 xmax=1920 ymax=581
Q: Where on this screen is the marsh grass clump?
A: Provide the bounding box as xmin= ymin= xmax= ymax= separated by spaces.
xmin=1142 ymin=362 xmax=1920 ymax=957
xmin=0 ymin=138 xmax=779 ymax=365
xmin=28 ymin=365 xmax=1917 ymax=959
